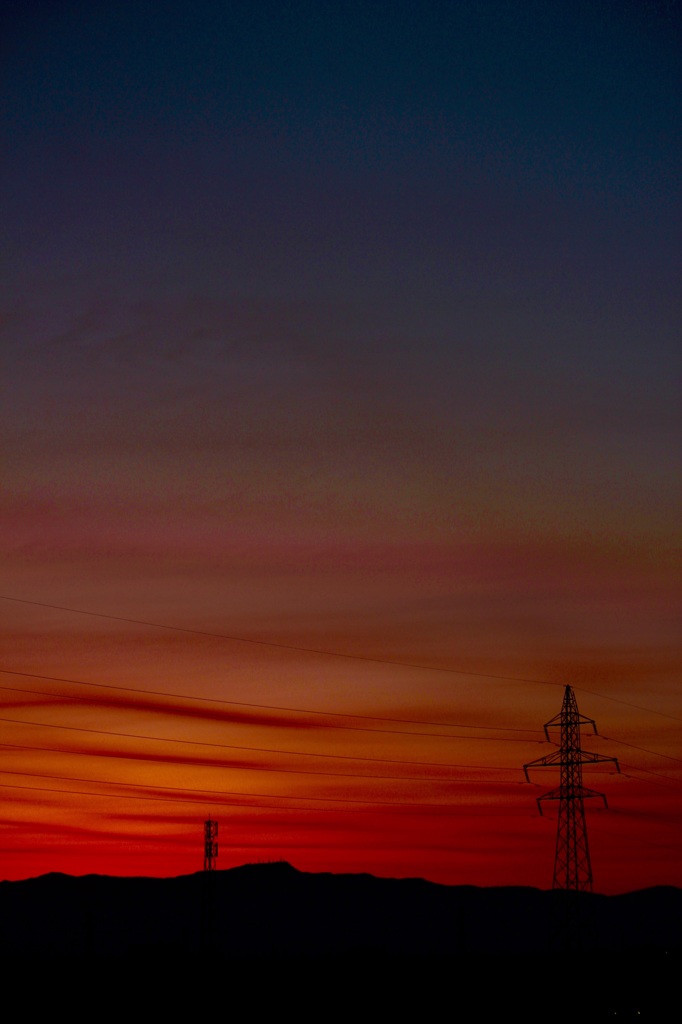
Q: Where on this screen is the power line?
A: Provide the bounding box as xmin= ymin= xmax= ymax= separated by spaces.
xmin=600 ymin=735 xmax=682 ymax=765
xmin=619 ymin=766 xmax=682 ymax=787
xmin=0 ymin=767 xmax=523 ymax=806
xmin=1 ymin=595 xmax=557 ymax=685
xmin=0 ymin=714 xmax=535 ymax=768
xmin=3 ymin=681 xmax=674 ymax=798
xmin=0 ymin=741 xmax=524 ymax=784
xmin=0 ymin=669 xmax=538 ymax=735
xmin=570 ymin=686 xmax=682 ymax=723
xmin=0 ymin=682 xmax=673 ymax=790
xmin=2 ymin=594 xmax=679 ymax=885
xmin=0 ymin=691 xmax=537 ymax=744
xmin=5 ymin=778 xmax=411 ymax=809
xmin=3 ymin=687 xmax=676 ymax=795
xmin=0 ymin=782 xmax=525 ymax=818
xmin=3 ymin=594 xmax=679 ymax=721
xmin=0 ymin=779 xmax=455 ymax=814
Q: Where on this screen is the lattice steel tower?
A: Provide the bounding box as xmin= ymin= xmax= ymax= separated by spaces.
xmin=524 ymin=685 xmax=619 ymax=891
xmin=204 ymin=817 xmax=219 ymax=871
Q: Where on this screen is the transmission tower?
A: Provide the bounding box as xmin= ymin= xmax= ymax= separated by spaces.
xmin=204 ymin=817 xmax=219 ymax=871
xmin=524 ymin=685 xmax=619 ymax=892
xmin=201 ymin=817 xmax=219 ymax=953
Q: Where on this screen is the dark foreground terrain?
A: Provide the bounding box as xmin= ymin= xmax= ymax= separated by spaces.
xmin=1 ymin=862 xmax=677 ymax=1017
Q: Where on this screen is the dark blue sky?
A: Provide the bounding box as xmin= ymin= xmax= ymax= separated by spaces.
xmin=4 ymin=1 xmax=680 ymax=282
xmin=3 ymin=0 xmax=680 ymax=556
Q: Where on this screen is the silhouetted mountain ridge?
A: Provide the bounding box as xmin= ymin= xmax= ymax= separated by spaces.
xmin=0 ymin=861 xmax=679 ymax=958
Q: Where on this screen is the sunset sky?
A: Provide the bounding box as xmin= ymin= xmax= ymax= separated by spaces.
xmin=2 ymin=1 xmax=680 ymax=894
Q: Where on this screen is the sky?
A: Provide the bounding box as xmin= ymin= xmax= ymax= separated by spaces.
xmin=1 ymin=0 xmax=680 ymax=894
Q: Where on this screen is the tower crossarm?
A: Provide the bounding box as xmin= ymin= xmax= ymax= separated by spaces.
xmin=523 ymin=748 xmax=619 ymax=782
xmin=523 ymin=747 xmax=563 ymax=780
xmin=535 ymin=783 xmax=611 ymax=815
xmin=542 ymin=712 xmax=598 ymax=743
xmin=578 ymin=750 xmax=620 ymax=772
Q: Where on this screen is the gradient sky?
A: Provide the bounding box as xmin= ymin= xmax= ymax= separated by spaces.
xmin=1 ymin=1 xmax=680 ymax=894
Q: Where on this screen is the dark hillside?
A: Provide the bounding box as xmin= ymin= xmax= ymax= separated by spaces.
xmin=0 ymin=862 xmax=678 ymax=958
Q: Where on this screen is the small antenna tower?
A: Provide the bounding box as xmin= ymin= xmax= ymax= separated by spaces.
xmin=201 ymin=817 xmax=219 ymax=952
xmin=524 ymin=685 xmax=619 ymax=892
xmin=204 ymin=817 xmax=219 ymax=871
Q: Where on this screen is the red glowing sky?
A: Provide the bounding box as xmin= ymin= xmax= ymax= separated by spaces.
xmin=1 ymin=1 xmax=680 ymax=893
